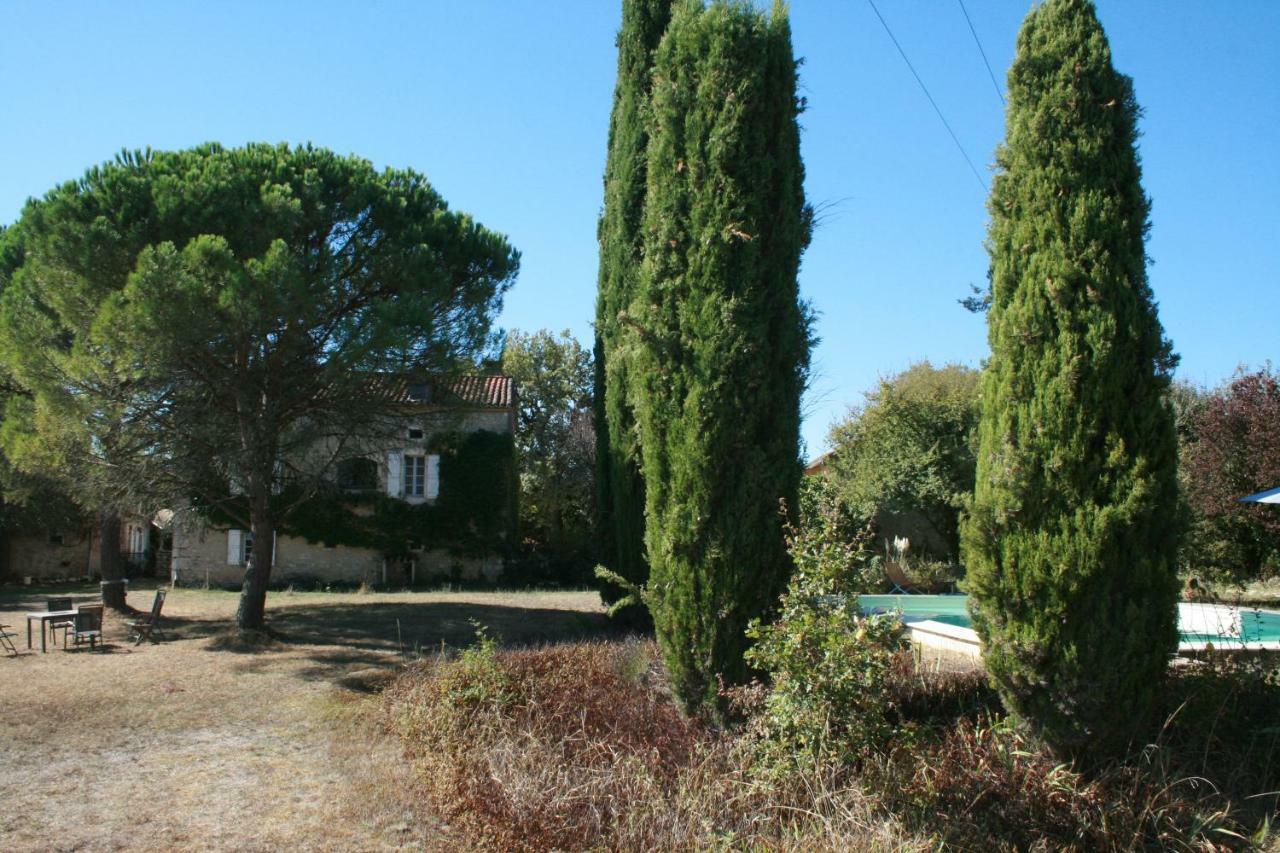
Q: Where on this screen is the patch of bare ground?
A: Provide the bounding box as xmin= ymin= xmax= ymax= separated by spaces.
xmin=0 ymin=585 xmax=609 ymax=851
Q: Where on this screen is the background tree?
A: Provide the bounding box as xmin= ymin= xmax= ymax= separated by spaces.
xmin=961 ymin=0 xmax=1180 ymax=757
xmin=629 ymin=0 xmax=811 ymax=715
xmin=502 ymin=329 xmax=596 ymax=572
xmin=594 ymin=0 xmax=674 ymax=613
xmin=1180 ymin=366 xmax=1280 ymax=583
xmin=827 ymin=362 xmax=979 ymax=562
xmin=1 ymin=144 xmax=518 ymax=630
xmin=0 ymin=208 xmax=136 ymax=606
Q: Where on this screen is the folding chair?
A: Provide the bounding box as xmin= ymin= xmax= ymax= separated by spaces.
xmin=885 ymin=561 xmax=923 ymax=594
xmin=0 ymin=623 xmax=19 ymax=657
xmin=128 ymin=588 xmax=169 ymax=645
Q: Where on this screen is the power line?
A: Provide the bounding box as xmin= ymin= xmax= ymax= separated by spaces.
xmin=956 ymin=0 xmax=1006 ymax=106
xmin=865 ymin=0 xmax=987 ymax=193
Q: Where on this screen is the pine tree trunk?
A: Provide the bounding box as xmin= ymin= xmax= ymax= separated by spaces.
xmin=99 ymin=509 xmax=129 ymax=611
xmin=235 ymin=494 xmax=275 ymax=632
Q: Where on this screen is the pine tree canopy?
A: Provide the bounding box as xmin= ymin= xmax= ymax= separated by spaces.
xmin=0 ymin=143 xmax=518 ymax=629
xmin=960 ymin=0 xmax=1180 ymax=758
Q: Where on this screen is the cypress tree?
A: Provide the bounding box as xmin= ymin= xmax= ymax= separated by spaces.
xmin=961 ymin=0 xmax=1180 ymax=757
xmin=594 ymin=0 xmax=673 ymax=613
xmin=631 ymin=0 xmax=811 ymax=714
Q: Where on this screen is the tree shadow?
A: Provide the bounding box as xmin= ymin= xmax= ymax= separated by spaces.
xmin=260 ymin=600 xmax=626 ymax=654
xmin=189 ymin=599 xmax=638 ymax=688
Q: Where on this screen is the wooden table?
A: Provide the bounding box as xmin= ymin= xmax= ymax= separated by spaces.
xmin=26 ymin=610 xmax=78 ymax=653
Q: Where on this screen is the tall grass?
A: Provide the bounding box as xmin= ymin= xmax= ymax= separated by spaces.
xmin=381 ymin=638 xmax=1277 ymax=851
xmin=382 ymin=637 xmax=919 ymax=850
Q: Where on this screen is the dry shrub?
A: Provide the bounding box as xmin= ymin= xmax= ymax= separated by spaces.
xmin=871 ymin=657 xmax=1280 ymax=851
xmin=886 ymin=650 xmax=998 ymax=724
xmin=874 ymin=717 xmax=1249 ymax=851
xmin=383 ymin=637 xmax=920 ymax=851
xmin=382 ymin=637 xmax=1276 ymax=851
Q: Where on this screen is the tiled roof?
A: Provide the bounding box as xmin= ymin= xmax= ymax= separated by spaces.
xmin=374 ymin=374 xmax=515 ymax=409
xmin=439 ymin=375 xmax=515 ymax=409
xmin=804 ymin=450 xmax=836 ymax=476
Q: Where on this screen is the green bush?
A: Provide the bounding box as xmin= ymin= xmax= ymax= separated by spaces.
xmin=796 ymin=474 xmax=883 ymax=593
xmin=744 ymin=510 xmax=906 ymax=771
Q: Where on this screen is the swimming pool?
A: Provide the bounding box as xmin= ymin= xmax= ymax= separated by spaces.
xmin=860 ymin=594 xmax=1280 ymax=653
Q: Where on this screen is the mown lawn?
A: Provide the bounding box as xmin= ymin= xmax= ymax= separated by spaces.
xmin=0 ymin=584 xmax=611 ymax=852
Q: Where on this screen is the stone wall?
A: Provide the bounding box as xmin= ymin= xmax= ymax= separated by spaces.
xmin=5 ymin=532 xmax=97 ymax=581
xmin=171 ymin=517 xmax=503 ymax=588
xmin=3 ymin=519 xmax=152 ymax=582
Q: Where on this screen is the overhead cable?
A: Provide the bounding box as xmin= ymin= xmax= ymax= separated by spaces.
xmin=957 ymin=0 xmax=1006 ymax=106
xmin=865 ymin=0 xmax=988 ymax=193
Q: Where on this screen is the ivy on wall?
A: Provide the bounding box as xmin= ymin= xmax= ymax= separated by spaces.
xmin=199 ymin=430 xmax=518 ymax=557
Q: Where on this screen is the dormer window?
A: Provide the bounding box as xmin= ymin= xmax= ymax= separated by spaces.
xmin=407 ymin=382 xmax=431 ymax=403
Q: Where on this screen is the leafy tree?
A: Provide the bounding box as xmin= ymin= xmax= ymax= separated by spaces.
xmin=1180 ymin=367 xmax=1280 ymax=583
xmin=0 ymin=210 xmax=134 ymax=602
xmin=827 ymin=362 xmax=979 ymax=561
xmin=1 ymin=144 xmax=518 ymax=630
xmin=501 ymin=329 xmax=595 ymax=561
xmin=595 ymin=0 xmax=674 ymax=612
xmin=960 ymin=0 xmax=1180 ymax=757
xmin=629 ymin=0 xmax=811 ymax=715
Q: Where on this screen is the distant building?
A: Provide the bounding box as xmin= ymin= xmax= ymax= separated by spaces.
xmin=804 ymin=450 xmax=836 ymax=476
xmin=170 ymin=375 xmax=518 ymax=588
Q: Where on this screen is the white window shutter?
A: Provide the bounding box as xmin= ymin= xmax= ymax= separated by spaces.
xmin=227 ymin=529 xmax=243 ymax=565
xmin=386 ymin=451 xmax=403 ymax=497
xmin=426 ymin=454 xmax=441 ymax=500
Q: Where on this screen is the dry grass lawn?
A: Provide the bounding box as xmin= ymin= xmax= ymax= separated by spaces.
xmin=0 ymin=584 xmax=610 ymax=852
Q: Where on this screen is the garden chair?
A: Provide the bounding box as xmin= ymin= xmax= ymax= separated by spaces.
xmin=46 ymin=597 xmax=76 ymax=647
xmin=64 ymin=604 xmax=104 ymax=652
xmin=0 ymin=622 xmax=18 ymax=656
xmin=128 ymin=588 xmax=168 ymax=645
xmin=885 ymin=561 xmax=923 ymax=595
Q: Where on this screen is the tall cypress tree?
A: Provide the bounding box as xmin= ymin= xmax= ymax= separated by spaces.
xmin=594 ymin=0 xmax=673 ymax=612
xmin=631 ymin=0 xmax=811 ymax=714
xmin=961 ymin=0 xmax=1180 ymax=757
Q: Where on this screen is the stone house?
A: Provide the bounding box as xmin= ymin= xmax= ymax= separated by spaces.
xmin=3 ymin=514 xmax=163 ymax=583
xmin=170 ymin=375 xmax=518 ymax=588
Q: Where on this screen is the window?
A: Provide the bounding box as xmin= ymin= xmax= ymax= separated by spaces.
xmin=227 ymin=530 xmax=244 ymax=565
xmin=337 ymin=457 xmax=378 ymax=491
xmin=404 ymin=454 xmax=426 ymax=498
xmin=401 ymin=453 xmax=441 ymax=501
xmin=48 ymin=532 xmax=65 ymax=546
xmin=408 ymin=427 xmax=424 ymax=440
xmin=227 ymin=529 xmax=255 ymax=566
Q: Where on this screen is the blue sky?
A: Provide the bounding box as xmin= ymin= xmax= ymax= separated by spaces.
xmin=2 ymin=1 xmax=1276 ymax=459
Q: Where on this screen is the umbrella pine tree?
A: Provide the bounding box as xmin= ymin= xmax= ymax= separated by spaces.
xmin=961 ymin=0 xmax=1180 ymax=757
xmin=594 ymin=0 xmax=673 ymax=612
xmin=630 ymin=0 xmax=810 ymax=714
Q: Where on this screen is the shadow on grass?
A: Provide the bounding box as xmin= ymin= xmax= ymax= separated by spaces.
xmin=262 ymin=601 xmax=624 ymax=654
xmin=205 ymin=600 xmax=633 ymax=685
